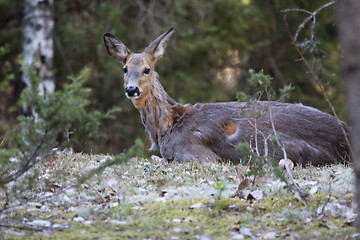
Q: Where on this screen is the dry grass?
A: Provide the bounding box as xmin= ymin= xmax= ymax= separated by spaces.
xmin=0 ymin=152 xmax=356 ymax=239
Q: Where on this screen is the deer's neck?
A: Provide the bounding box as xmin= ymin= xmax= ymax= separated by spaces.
xmin=133 ymin=72 xmax=189 ymax=151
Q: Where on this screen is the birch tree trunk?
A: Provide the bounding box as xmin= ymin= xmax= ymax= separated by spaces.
xmin=22 ymin=0 xmax=55 ymax=107
xmin=337 ymin=0 xmax=360 ymax=232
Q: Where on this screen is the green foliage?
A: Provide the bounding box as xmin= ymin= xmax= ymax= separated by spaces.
xmin=125 ymin=138 xmax=145 ymax=159
xmin=0 ymin=67 xmax=120 ymax=192
xmin=0 ymin=44 xmax=14 ymax=91
xmin=237 ymin=69 xmax=295 ymax=102
xmin=0 ymin=1 xmax=346 ymax=152
xmin=213 ymin=180 xmax=228 ymax=200
xmin=236 ymin=71 xmax=288 ymax=186
xmin=236 ymin=138 xmax=288 ymax=188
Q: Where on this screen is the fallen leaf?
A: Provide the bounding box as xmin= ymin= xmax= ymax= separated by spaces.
xmin=232 ymin=179 xmax=250 ymax=199
xmin=238 ymin=178 xmax=250 ymax=191
xmin=158 ymin=190 xmax=167 ymax=197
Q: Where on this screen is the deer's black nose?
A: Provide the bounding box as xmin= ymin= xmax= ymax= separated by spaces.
xmin=125 ymin=86 xmax=141 ymax=97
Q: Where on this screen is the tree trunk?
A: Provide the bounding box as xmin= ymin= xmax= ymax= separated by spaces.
xmin=337 ymin=0 xmax=360 ymax=231
xmin=22 ymin=0 xmax=55 ymax=107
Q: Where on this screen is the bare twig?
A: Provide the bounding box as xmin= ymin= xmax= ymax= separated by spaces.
xmin=0 ymin=137 xmax=5 ymax=146
xmin=3 ymin=129 xmax=49 ymax=184
xmin=282 ymin=1 xmax=336 ymax=41
xmin=319 ymin=174 xmax=334 ymax=215
xmin=0 ymin=221 xmax=69 ymax=231
xmin=0 ymin=183 xmax=76 ymax=212
xmin=85 ymin=181 xmax=106 ymax=203
xmin=55 ymin=35 xmax=73 ymax=76
xmin=283 ymin=15 xmax=354 ymax=159
xmin=0 ymin=222 xmax=45 ymax=231
xmin=268 ymin=104 xmax=304 ymax=198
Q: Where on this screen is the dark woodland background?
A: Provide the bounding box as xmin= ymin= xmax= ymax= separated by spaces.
xmin=0 ymin=0 xmax=345 ymax=154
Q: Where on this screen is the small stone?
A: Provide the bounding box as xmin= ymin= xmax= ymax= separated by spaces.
xmin=190 ymin=203 xmax=203 ymax=209
xmin=4 ymin=229 xmax=23 ymax=236
xmin=239 ymin=227 xmax=252 ymax=236
xmin=28 ymin=220 xmax=51 ymax=227
xmin=132 ymin=205 xmax=146 ymax=210
xmin=110 ymin=219 xmax=127 ymax=225
xmin=73 ymin=216 xmax=85 ymax=222
xmin=171 ymin=227 xmax=182 ymax=233
xmin=309 ymin=186 xmax=318 ymax=195
xmin=247 ymin=190 xmax=263 ymax=200
xmin=172 ymin=218 xmax=182 ymax=223
xmin=52 ymin=223 xmax=70 ymax=229
xmin=263 ymin=231 xmax=278 ymax=239
xmin=231 ymin=232 xmax=244 ymax=239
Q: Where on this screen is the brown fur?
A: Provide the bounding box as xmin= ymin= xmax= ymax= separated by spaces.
xmin=104 ymin=28 xmax=350 ymax=166
xmin=223 ymin=120 xmax=237 ymax=136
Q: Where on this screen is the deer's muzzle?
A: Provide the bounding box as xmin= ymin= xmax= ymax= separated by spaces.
xmin=125 ymin=86 xmax=141 ymax=98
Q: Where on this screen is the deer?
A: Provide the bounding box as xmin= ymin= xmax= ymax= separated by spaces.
xmin=103 ymin=27 xmax=350 ymax=166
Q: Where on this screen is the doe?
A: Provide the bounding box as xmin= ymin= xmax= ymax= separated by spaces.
xmin=104 ymin=27 xmax=349 ymax=165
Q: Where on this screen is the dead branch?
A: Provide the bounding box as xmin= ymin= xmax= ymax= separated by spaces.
xmin=3 ymin=129 xmax=49 ymax=184
xmin=85 ymin=181 xmax=106 ymax=203
xmin=268 ymin=104 xmax=304 ymax=198
xmin=283 ymin=15 xmax=354 ymax=159
xmin=282 ymin=1 xmax=336 ymax=41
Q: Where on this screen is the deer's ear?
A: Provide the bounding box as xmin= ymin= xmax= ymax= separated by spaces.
xmin=103 ymin=33 xmax=131 ymax=64
xmin=145 ymin=27 xmax=174 ymax=60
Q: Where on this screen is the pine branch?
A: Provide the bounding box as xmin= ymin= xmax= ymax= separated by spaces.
xmin=3 ymin=129 xmax=49 ymax=184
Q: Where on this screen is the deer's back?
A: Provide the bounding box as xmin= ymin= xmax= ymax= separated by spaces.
xmin=159 ymin=101 xmax=349 ymax=165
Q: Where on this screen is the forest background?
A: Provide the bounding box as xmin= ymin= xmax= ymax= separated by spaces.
xmin=0 ymin=0 xmax=345 ymax=155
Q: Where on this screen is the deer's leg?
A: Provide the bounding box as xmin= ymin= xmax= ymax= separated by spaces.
xmin=166 ymin=144 xmax=220 ymax=163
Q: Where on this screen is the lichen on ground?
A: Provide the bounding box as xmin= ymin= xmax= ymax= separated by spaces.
xmin=0 ymin=153 xmax=357 ymax=239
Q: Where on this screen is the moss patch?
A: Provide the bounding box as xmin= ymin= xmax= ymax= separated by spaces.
xmin=0 ymin=154 xmax=356 ymax=239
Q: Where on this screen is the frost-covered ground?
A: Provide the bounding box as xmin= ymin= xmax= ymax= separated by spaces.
xmin=0 ymin=152 xmax=357 ymax=239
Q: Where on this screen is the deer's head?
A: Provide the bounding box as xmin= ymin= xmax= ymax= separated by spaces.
xmin=104 ymin=27 xmax=174 ymax=100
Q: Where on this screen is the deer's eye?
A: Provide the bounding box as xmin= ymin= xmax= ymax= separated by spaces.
xmin=123 ymin=67 xmax=128 ymax=74
xmin=144 ymin=68 xmax=150 ymax=74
